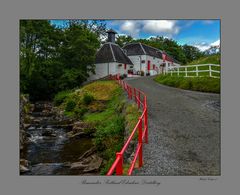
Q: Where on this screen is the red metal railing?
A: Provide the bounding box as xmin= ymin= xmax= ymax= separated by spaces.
xmin=107 ymin=74 xmax=148 ymax=175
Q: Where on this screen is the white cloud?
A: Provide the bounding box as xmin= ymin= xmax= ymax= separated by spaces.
xmin=143 ymin=20 xmax=180 ymax=34
xmin=116 ymin=20 xmax=180 ymax=38
xmin=193 ymin=39 xmax=220 ymax=51
xmin=120 ymin=20 xmax=140 ymax=37
xmin=211 ymin=39 xmax=220 ymax=46
xmin=194 ymin=44 xmax=210 ymax=51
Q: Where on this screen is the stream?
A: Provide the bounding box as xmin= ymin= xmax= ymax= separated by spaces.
xmin=20 ymin=102 xmax=96 ymax=175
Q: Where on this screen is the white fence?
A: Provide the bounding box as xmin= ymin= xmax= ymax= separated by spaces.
xmin=165 ymin=64 xmax=220 ymax=78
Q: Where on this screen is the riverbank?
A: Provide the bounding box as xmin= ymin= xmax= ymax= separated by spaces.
xmin=54 ymin=80 xmax=141 ymax=175
xmin=20 ymin=80 xmax=141 ymax=175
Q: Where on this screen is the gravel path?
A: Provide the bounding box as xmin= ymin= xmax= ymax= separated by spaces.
xmin=125 ymin=76 xmax=220 ymax=176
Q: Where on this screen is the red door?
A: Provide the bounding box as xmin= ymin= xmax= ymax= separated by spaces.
xmin=147 ymin=60 xmax=150 ymax=72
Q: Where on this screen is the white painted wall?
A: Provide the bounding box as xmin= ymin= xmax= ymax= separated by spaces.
xmin=127 ymin=55 xmax=146 ymax=74
xmin=88 ymin=62 xmax=133 ymax=81
xmin=127 ymin=55 xmax=164 ymax=75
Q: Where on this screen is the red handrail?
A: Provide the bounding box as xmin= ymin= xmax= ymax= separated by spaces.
xmin=107 ymin=74 xmax=148 ymax=176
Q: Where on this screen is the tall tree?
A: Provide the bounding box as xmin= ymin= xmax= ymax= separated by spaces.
xmin=182 ymin=44 xmax=204 ymax=63
xmin=20 ymin=20 xmax=101 ymax=100
xmin=116 ymin=35 xmax=134 ymax=47
xmin=59 ymin=23 xmax=100 ymax=90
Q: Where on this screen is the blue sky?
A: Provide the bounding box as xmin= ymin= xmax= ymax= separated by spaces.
xmin=51 ymin=19 xmax=220 ymax=51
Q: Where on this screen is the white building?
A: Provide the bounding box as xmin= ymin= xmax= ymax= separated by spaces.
xmin=88 ymin=29 xmax=134 ymax=81
xmin=89 ymin=29 xmax=181 ymax=80
xmin=123 ymin=43 xmax=181 ymax=76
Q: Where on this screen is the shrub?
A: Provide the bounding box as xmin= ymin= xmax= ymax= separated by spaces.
xmin=140 ymin=71 xmax=144 ymax=76
xmin=65 ymin=100 xmax=76 ymax=111
xmin=82 ymin=93 xmax=94 ymax=105
xmin=74 ymin=107 xmax=88 ymax=119
xmin=53 ymin=90 xmax=71 ymax=106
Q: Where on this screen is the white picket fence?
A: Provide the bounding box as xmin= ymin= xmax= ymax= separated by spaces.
xmin=165 ymin=64 xmax=220 ymax=78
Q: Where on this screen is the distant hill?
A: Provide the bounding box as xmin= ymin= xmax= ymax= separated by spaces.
xmin=188 ymin=54 xmax=220 ymax=65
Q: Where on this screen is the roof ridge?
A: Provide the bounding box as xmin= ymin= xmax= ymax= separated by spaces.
xmin=139 ymin=43 xmax=146 ymax=55
xmin=122 ymin=42 xmax=139 ymax=47
xmin=109 ymin=43 xmax=116 ymax=62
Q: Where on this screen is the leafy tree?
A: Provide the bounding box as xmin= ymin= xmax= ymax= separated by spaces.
xmin=20 ymin=20 xmax=101 ymax=101
xmin=116 ymin=35 xmax=134 ymax=47
xmin=182 ymin=44 xmax=204 ymax=63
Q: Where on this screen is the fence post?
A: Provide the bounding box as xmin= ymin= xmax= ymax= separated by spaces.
xmin=138 ymin=91 xmax=140 ymax=109
xmin=209 ymin=64 xmax=212 ymax=77
xmin=185 ymin=67 xmax=187 ymax=77
xmin=144 ymin=96 xmax=148 ymax=144
xmin=177 ymin=67 xmax=179 ymax=76
xmin=138 ymin=117 xmax=143 ymax=167
xmin=196 ymin=66 xmax=199 ymax=77
xmin=116 ymin=152 xmax=123 ymax=175
xmin=130 ymin=87 xmax=132 ymax=99
xmin=134 ymin=88 xmax=136 ymax=103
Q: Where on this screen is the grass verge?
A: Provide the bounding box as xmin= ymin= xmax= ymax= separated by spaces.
xmin=154 ymin=75 xmax=220 ymax=93
xmin=54 ymin=80 xmax=141 ymax=175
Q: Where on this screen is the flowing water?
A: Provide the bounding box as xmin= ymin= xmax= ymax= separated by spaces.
xmin=20 ymin=102 xmax=94 ymax=175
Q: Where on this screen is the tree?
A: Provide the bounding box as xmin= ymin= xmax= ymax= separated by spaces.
xmin=116 ymin=35 xmax=134 ymax=47
xmin=182 ymin=44 xmax=204 ymax=63
xmin=20 ymin=20 xmax=101 ymax=101
xmin=59 ymin=23 xmax=100 ymax=90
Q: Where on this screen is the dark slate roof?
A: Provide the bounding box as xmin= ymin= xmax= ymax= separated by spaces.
xmin=123 ymin=43 xmax=162 ymax=59
xmin=122 ymin=43 xmax=145 ymax=56
xmin=95 ymin=43 xmax=133 ymax=65
xmin=142 ymin=44 xmax=163 ymax=59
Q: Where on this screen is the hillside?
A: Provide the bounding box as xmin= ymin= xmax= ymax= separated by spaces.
xmin=188 ymin=54 xmax=220 ymax=65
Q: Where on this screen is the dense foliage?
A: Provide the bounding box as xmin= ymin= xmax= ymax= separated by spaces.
xmin=20 ymin=20 xmax=102 ymax=101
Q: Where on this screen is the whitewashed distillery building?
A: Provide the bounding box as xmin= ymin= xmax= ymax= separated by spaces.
xmin=88 ymin=29 xmax=134 ymax=81
xmin=89 ymin=29 xmax=181 ymax=80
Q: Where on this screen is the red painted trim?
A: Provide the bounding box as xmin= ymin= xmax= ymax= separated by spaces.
xmin=162 ymin=53 xmax=166 ymax=62
xmin=147 ymin=60 xmax=150 ymax=71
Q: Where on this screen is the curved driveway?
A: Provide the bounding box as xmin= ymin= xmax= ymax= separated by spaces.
xmin=126 ymin=76 xmax=220 ymax=176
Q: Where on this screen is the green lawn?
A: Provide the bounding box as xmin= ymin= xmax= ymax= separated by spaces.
xmin=189 ymin=54 xmax=220 ymax=65
xmin=154 ymin=75 xmax=220 ymax=93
